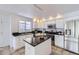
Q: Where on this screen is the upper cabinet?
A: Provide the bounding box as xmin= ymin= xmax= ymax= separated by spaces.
xmin=44 ymin=20 xmax=56 ymax=29
xmin=65 ymin=19 xmax=79 ymax=39
xmin=44 ymin=19 xmax=64 ymax=29
xmin=65 ymin=20 xmax=75 ymax=37
xmin=56 ymin=19 xmax=64 ymax=28
xmin=75 ymin=20 xmax=79 ymax=39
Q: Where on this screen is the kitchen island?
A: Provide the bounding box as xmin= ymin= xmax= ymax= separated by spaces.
xmin=24 ymin=35 xmax=52 ymax=55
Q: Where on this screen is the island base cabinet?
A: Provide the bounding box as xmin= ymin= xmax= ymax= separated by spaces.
xmin=25 ymin=38 xmax=51 ymax=55
xmin=25 ymin=42 xmax=35 ymax=55
xmin=35 ymin=38 xmax=51 ymax=55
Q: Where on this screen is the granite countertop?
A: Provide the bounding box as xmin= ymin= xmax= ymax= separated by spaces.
xmin=12 ymin=30 xmax=64 ymax=37
xmin=24 ymin=35 xmax=50 ymax=47
xmin=45 ymin=31 xmax=64 ymax=35
xmin=12 ymin=32 xmax=33 ymax=37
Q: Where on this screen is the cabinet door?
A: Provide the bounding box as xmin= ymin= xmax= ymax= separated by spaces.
xmin=15 ymin=36 xmax=24 ymax=50
xmin=0 ymin=16 xmax=11 ymax=47
xmin=45 ymin=21 xmax=55 ymax=28
xmin=65 ymin=40 xmax=78 ymax=53
xmin=56 ymin=19 xmax=64 ymax=28
xmin=55 ymin=35 xmax=64 ymax=48
xmin=0 ymin=16 xmax=3 ymax=46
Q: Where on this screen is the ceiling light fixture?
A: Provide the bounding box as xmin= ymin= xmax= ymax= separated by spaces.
xmin=49 ymin=16 xmax=54 ymax=20
xmin=42 ymin=18 xmax=45 ymax=21
xmin=56 ymin=14 xmax=63 ymax=19
xmin=33 ymin=17 xmax=37 ymax=22
xmin=37 ymin=19 xmax=40 ymax=23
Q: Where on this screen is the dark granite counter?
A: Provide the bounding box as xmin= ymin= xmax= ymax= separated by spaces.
xmin=12 ymin=32 xmax=33 ymax=37
xmin=24 ymin=35 xmax=50 ymax=47
xmin=12 ymin=30 xmax=42 ymax=37
xmin=12 ymin=30 xmax=64 ymax=46
xmin=12 ymin=30 xmax=64 ymax=37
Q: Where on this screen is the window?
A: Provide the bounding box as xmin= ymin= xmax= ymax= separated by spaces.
xmin=19 ymin=21 xmax=25 ymax=32
xmin=26 ymin=21 xmax=31 ymax=30
xmin=19 ymin=21 xmax=31 ymax=32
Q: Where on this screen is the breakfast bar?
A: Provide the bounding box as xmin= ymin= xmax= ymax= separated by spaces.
xmin=24 ymin=35 xmax=52 ymax=55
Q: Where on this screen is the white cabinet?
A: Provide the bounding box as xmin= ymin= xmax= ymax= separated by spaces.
xmin=45 ymin=21 xmax=55 ymax=28
xmin=55 ymin=35 xmax=64 ymax=48
xmin=16 ymin=36 xmax=25 ymax=49
xmin=25 ymin=38 xmax=51 ymax=55
xmin=0 ymin=15 xmax=11 ymax=47
xmin=10 ymin=34 xmax=33 ymax=50
xmin=11 ymin=36 xmax=25 ymax=50
xmin=65 ymin=38 xmax=79 ymax=53
xmin=0 ymin=17 xmax=3 ymax=46
xmin=44 ymin=19 xmax=64 ymax=29
xmin=56 ymin=19 xmax=64 ymax=28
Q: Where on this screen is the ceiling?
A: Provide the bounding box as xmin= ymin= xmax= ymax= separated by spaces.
xmin=0 ymin=4 xmax=79 ymax=18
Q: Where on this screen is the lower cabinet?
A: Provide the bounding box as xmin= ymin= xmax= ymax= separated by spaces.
xmin=10 ymin=36 xmax=25 ymax=50
xmin=55 ymin=35 xmax=64 ymax=48
xmin=55 ymin=35 xmax=79 ymax=53
xmin=65 ymin=40 xmax=79 ymax=53
xmin=10 ymin=34 xmax=33 ymax=51
xmin=15 ymin=37 xmax=24 ymax=50
xmin=25 ymin=38 xmax=51 ymax=55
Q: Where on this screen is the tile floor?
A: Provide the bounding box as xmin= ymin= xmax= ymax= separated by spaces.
xmin=0 ymin=46 xmax=77 ymax=55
